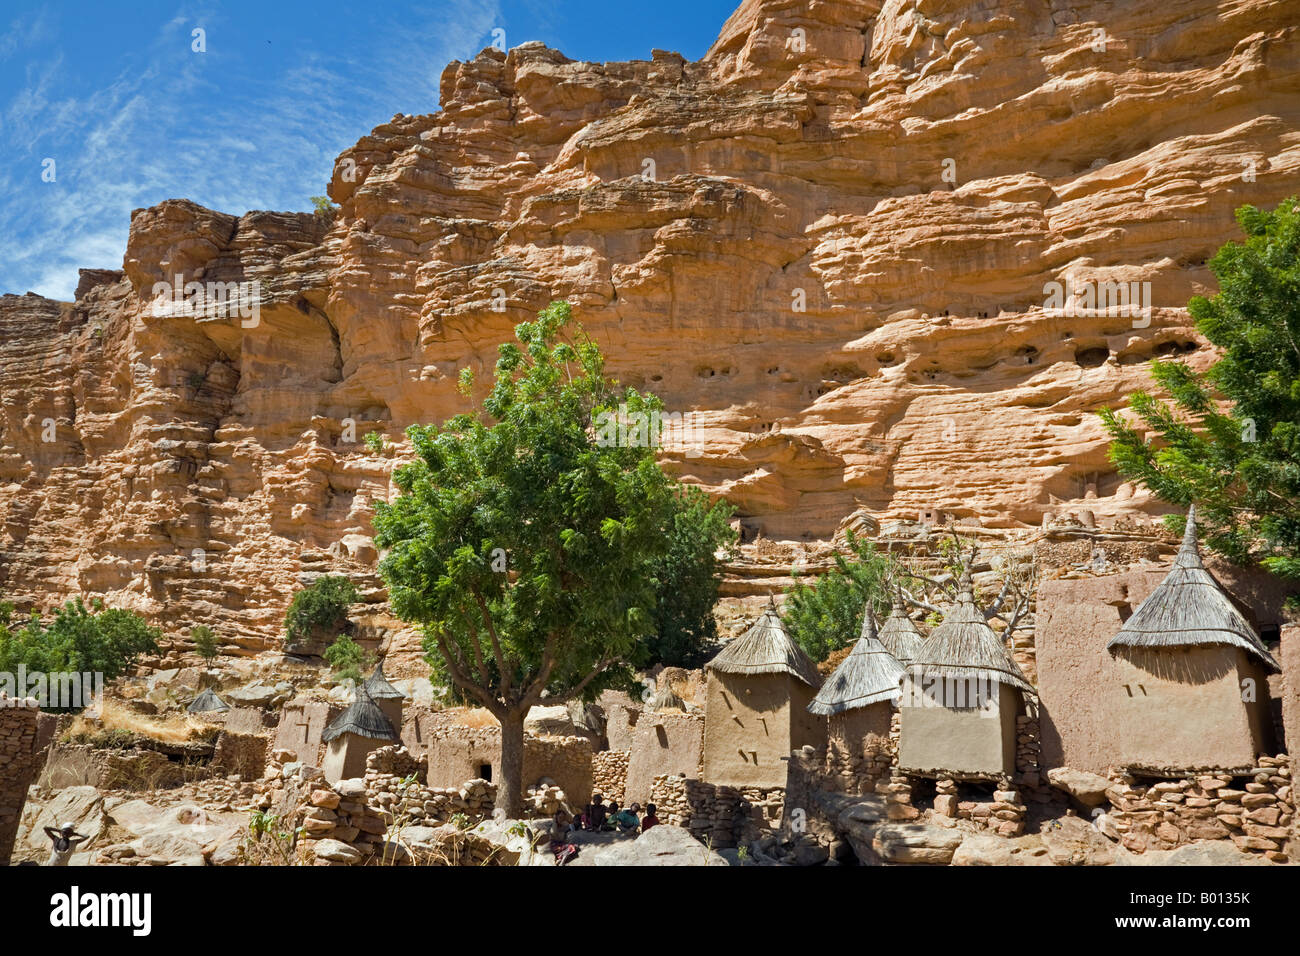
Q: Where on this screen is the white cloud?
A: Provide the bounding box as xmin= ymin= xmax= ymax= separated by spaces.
xmin=1 ymin=0 xmax=501 ymax=299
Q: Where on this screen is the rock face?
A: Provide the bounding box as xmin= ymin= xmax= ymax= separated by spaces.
xmin=1 ymin=0 xmax=1298 ymax=649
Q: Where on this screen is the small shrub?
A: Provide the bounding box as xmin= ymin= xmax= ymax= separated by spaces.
xmin=191 ymin=624 xmax=220 ymax=660
xmin=285 ymin=575 xmax=359 ymax=646
xmin=323 ymin=634 xmax=371 ymax=684
xmin=363 ymin=431 xmax=385 ymax=454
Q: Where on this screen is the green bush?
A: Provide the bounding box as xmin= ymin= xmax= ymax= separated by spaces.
xmin=284 ymin=575 xmax=359 ymax=645
xmin=0 ymin=599 xmax=160 ymax=710
xmin=782 ymin=533 xmax=898 ymax=662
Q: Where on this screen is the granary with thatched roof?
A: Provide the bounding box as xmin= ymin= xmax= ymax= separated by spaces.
xmin=363 ymin=662 xmax=407 ymax=730
xmin=898 ymin=569 xmax=1033 ymax=779
xmin=187 ymin=687 xmax=230 ymax=716
xmin=809 ymin=607 xmax=905 ymax=783
xmin=320 ymin=685 xmax=399 ymax=783
xmin=703 ymin=604 xmax=824 ymax=788
xmin=1102 ymin=506 xmax=1279 ymax=772
xmin=877 ymin=591 xmax=925 ymax=666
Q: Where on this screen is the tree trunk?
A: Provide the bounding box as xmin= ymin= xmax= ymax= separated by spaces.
xmin=495 ymin=708 xmax=525 ymax=816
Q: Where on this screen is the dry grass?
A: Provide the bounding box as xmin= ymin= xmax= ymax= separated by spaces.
xmin=444 ymin=707 xmax=498 ymax=728
xmin=68 ymin=698 xmax=215 ymax=744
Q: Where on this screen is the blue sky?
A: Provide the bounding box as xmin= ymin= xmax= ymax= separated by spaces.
xmin=0 ymin=0 xmax=739 ymax=299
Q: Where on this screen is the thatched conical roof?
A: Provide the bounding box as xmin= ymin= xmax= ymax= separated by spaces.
xmin=809 ymin=609 xmax=905 ymax=715
xmin=649 ymin=681 xmax=687 ymax=711
xmin=1107 ymin=506 xmax=1279 ymax=671
xmin=363 ymin=663 xmax=406 ymax=700
xmin=907 ymin=570 xmax=1033 ymax=693
xmin=187 ymin=687 xmax=229 ymax=714
xmin=322 ymin=686 xmax=399 ymax=743
xmin=706 ymin=605 xmax=821 ymax=687
xmin=878 ymin=592 xmax=925 ymax=666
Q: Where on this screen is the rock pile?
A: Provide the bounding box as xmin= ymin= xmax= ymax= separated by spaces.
xmin=648 ymin=774 xmax=784 ymax=848
xmin=592 ymin=749 xmax=629 ymax=803
xmin=1103 ymin=756 xmax=1294 ymax=862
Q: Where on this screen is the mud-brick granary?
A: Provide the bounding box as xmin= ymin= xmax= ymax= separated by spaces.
xmin=877 ymin=591 xmax=925 ymax=666
xmin=1104 ymin=507 xmax=1279 ymax=771
xmin=321 ymin=686 xmax=399 ymax=784
xmin=363 ymin=663 xmax=407 ymax=731
xmin=899 ymin=570 xmax=1033 ymax=778
xmin=808 ymin=608 xmax=904 ymax=758
xmin=703 ymin=605 xmax=823 ymax=788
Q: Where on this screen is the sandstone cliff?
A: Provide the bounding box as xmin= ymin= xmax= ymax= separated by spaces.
xmin=1 ymin=0 xmax=1298 ymax=652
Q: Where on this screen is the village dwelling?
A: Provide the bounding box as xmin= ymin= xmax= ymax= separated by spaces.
xmin=703 ymin=605 xmax=824 ymax=788
xmin=186 ymin=687 xmax=230 ymax=716
xmin=320 ymin=686 xmax=399 ymax=784
xmin=899 ymin=570 xmax=1033 ymax=779
xmin=809 ymin=607 xmax=905 ymax=788
xmin=363 ymin=663 xmax=406 ymax=730
xmin=1104 ymin=506 xmax=1280 ymax=772
xmin=877 ymin=591 xmax=925 ymax=666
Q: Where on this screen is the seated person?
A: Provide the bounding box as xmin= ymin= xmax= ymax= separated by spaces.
xmin=640 ymin=802 xmax=660 ymax=832
xmin=584 ymin=794 xmax=608 ymax=831
xmin=611 ymin=802 xmax=640 ymax=833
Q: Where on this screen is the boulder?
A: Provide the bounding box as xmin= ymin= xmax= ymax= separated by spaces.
xmin=871 ymin=823 xmax=965 ymax=864
xmin=1047 ymin=767 xmax=1113 ymax=807
xmin=313 ymin=839 xmax=362 ymax=864
xmin=1117 ymin=841 xmax=1271 ymax=866
xmin=1040 ymin=814 xmax=1119 ymax=865
xmin=951 ymin=833 xmax=1053 ymax=866
xmin=579 ymin=825 xmax=729 ymax=866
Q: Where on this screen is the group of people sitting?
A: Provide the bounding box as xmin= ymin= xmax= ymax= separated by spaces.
xmin=549 ymin=794 xmax=660 ymax=865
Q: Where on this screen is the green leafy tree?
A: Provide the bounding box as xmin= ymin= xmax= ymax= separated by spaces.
xmin=372 ymin=301 xmax=727 ymax=812
xmin=644 ymin=487 xmax=736 ymax=667
xmin=1100 ymin=199 xmax=1300 ymax=589
xmin=0 ymin=599 xmax=160 ymax=710
xmin=284 ymin=575 xmax=359 ymax=647
xmin=782 ymin=533 xmax=898 ymax=662
xmin=323 ymin=634 xmax=372 ymax=684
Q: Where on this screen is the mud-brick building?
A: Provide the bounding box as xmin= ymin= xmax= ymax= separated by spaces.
xmin=899 ymin=570 xmax=1033 ymax=779
xmin=702 ymin=606 xmax=823 ymax=788
xmin=810 ymin=609 xmax=904 ymax=752
xmin=1102 ymin=508 xmax=1280 ymax=771
xmin=363 ymin=663 xmax=406 ymax=730
xmin=321 ymin=687 xmax=399 ymax=784
xmin=877 ymin=592 xmax=925 ymax=666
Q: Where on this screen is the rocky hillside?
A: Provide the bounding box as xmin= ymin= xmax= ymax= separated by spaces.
xmin=1 ymin=0 xmax=1298 ymax=650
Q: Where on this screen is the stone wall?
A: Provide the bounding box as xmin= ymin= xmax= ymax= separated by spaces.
xmin=0 ymin=699 xmax=40 ymax=866
xmin=212 ymin=731 xmax=268 ymax=781
xmin=1102 ymin=755 xmax=1294 ymax=862
xmin=648 ymin=773 xmax=784 ymax=848
xmin=592 ymin=749 xmax=629 ymax=803
xmin=39 ymin=742 xmax=200 ymax=790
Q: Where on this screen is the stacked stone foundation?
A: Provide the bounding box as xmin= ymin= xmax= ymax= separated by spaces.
xmin=1103 ymin=755 xmax=1294 ymax=862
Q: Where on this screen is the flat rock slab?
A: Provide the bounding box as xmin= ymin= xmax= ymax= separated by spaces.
xmin=951 ymin=833 xmax=1054 ymax=866
xmin=871 ymin=823 xmax=965 ymax=864
xmin=1047 ymin=768 xmax=1113 ymax=807
xmin=575 ymin=825 xmax=729 ymax=866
